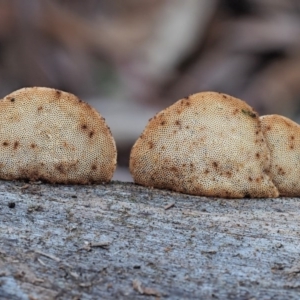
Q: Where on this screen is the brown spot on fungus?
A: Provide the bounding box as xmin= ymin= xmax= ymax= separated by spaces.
xmin=3 ymin=142 xmax=9 ymax=147
xmin=55 ymin=90 xmax=61 ymax=97
xmin=213 ymin=162 xmax=218 ymax=168
xmin=91 ymin=164 xmax=97 ymax=170
xmin=170 ymin=166 xmax=178 ymax=173
xmin=148 ymin=141 xmax=154 ymax=149
xmin=31 ymin=143 xmax=36 ymax=149
xmin=233 ymin=108 xmax=239 ymax=115
xmin=266 ymin=125 xmax=271 ymax=131
xmin=13 ymin=141 xmax=19 ymax=150
xmin=278 ymin=167 xmax=285 ymax=175
xmin=89 ymin=130 xmax=95 ymax=138
xmin=55 ymin=164 xmax=66 ymax=174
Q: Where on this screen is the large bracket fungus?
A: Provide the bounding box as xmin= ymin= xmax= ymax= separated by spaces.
xmin=130 ymin=92 xmax=279 ymax=198
xmin=0 ymin=87 xmax=116 ymax=184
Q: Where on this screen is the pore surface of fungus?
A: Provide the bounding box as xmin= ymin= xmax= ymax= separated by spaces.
xmin=260 ymin=114 xmax=300 ymax=196
xmin=130 ymin=92 xmax=279 ymax=198
xmin=0 ymin=87 xmax=116 ymax=183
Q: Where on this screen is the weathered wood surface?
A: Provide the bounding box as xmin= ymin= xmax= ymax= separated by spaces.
xmin=1 ymin=180 xmax=300 ymax=299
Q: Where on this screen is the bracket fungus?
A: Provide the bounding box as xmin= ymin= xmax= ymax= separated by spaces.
xmin=260 ymin=114 xmax=300 ymax=197
xmin=0 ymin=87 xmax=116 ymax=184
xmin=130 ymin=92 xmax=279 ymax=198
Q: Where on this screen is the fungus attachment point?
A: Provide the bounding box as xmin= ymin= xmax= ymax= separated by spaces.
xmin=130 ymin=91 xmax=279 ymax=198
xmin=0 ymin=87 xmax=116 ymax=184
xmin=260 ymin=114 xmax=300 ymax=196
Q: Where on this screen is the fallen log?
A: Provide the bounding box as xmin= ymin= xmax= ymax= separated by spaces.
xmin=0 ymin=180 xmax=300 ymax=299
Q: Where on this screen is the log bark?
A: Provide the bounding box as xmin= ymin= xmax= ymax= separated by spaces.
xmin=1 ymin=180 xmax=300 ymax=299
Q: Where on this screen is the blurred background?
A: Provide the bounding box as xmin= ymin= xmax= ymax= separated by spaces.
xmin=1 ymin=0 xmax=300 ymax=181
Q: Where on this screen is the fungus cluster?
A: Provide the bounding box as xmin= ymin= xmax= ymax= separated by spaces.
xmin=129 ymin=91 xmax=296 ymax=198
xmin=0 ymin=87 xmax=116 ymax=184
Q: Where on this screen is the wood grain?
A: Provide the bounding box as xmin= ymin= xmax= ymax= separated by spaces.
xmin=0 ymin=180 xmax=300 ymax=299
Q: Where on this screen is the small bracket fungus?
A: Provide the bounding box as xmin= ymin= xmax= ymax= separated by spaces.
xmin=0 ymin=87 xmax=117 ymax=184
xmin=130 ymin=92 xmax=279 ymax=198
xmin=260 ymin=114 xmax=300 ymax=196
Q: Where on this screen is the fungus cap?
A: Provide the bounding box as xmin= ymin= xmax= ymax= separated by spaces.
xmin=130 ymin=91 xmax=278 ymax=198
xmin=0 ymin=87 xmax=117 ymax=183
xmin=260 ymin=114 xmax=300 ymax=196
